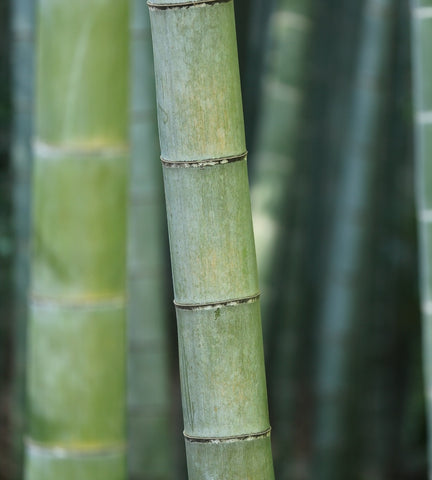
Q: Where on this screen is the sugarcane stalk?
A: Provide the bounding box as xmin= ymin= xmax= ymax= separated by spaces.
xmin=25 ymin=1 xmax=129 ymax=479
xmin=148 ymin=1 xmax=275 ymax=477
xmin=127 ymin=0 xmax=173 ymax=478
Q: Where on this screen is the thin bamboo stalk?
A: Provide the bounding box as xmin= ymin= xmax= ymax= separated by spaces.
xmin=411 ymin=0 xmax=432 ymax=476
xmin=312 ymin=0 xmax=394 ymax=478
xmin=148 ymin=1 xmax=274 ymax=477
xmin=127 ymin=0 xmax=173 ymax=478
xmin=25 ymin=1 xmax=129 ymax=479
xmin=11 ymin=0 xmax=35 ymax=476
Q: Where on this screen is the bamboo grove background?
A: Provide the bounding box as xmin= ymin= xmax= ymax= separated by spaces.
xmin=0 ymin=0 xmax=428 ymax=478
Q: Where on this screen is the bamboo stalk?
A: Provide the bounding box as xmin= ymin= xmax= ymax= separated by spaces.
xmin=411 ymin=0 xmax=432 ymax=476
xmin=242 ymin=0 xmax=274 ymax=152
xmin=248 ymin=1 xmax=314 ymax=475
xmin=312 ymin=0 xmax=394 ymax=477
xmin=127 ymin=0 xmax=173 ymax=478
xmin=250 ymin=0 xmax=313 ymax=341
xmin=148 ymin=1 xmax=274 ymax=477
xmin=25 ymin=1 xmax=129 ymax=479
xmin=10 ymin=0 xmax=35 ymax=476
xmin=359 ymin=2 xmax=416 ymax=475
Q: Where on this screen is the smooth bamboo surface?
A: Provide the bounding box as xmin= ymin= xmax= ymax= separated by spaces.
xmin=148 ymin=1 xmax=274 ymax=477
xmin=127 ymin=0 xmax=173 ymax=478
xmin=25 ymin=1 xmax=129 ymax=479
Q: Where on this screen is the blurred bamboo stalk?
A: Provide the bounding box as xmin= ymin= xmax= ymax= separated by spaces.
xmin=411 ymin=0 xmax=432 ymax=477
xmin=127 ymin=0 xmax=173 ymax=478
xmin=243 ymin=0 xmax=274 ymax=152
xmin=250 ymin=0 xmax=313 ymax=346
xmin=249 ymin=1 xmax=315 ymax=476
xmin=10 ymin=0 xmax=34 ymax=477
xmin=312 ymin=0 xmax=394 ymax=478
xmin=25 ymin=1 xmax=129 ymax=478
xmin=148 ymin=0 xmax=274 ymax=477
xmin=358 ymin=1 xmax=421 ymax=476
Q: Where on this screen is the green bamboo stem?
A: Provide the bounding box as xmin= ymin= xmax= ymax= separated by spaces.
xmin=148 ymin=1 xmax=274 ymax=477
xmin=25 ymin=1 xmax=129 ymax=479
xmin=11 ymin=0 xmax=35 ymax=476
xmin=312 ymin=0 xmax=393 ymax=478
xmin=0 ymin=0 xmax=12 ymax=472
xmin=242 ymin=0 xmax=274 ymax=152
xmin=248 ymin=1 xmax=314 ymax=475
xmin=250 ymin=0 xmax=313 ymax=341
xmin=411 ymin=0 xmax=432 ymax=476
xmin=127 ymin=0 xmax=173 ymax=478
xmin=359 ymin=3 xmax=416 ymax=475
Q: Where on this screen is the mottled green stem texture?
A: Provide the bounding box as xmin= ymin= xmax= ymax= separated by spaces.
xmin=412 ymin=1 xmax=432 ymax=477
xmin=127 ymin=0 xmax=173 ymax=478
xmin=25 ymin=1 xmax=129 ymax=479
xmin=148 ymin=1 xmax=275 ymax=478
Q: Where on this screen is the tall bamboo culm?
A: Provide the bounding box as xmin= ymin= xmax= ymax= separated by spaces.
xmin=312 ymin=0 xmax=393 ymax=478
xmin=127 ymin=0 xmax=173 ymax=478
xmin=11 ymin=0 xmax=34 ymax=476
xmin=148 ymin=1 xmax=275 ymax=477
xmin=412 ymin=1 xmax=432 ymax=476
xmin=249 ymin=1 xmax=314 ymax=475
xmin=25 ymin=1 xmax=129 ymax=479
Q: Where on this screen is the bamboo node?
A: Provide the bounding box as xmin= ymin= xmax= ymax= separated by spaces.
xmin=25 ymin=437 xmax=126 ymax=458
xmin=174 ymin=292 xmax=260 ymax=310
xmin=183 ymin=427 xmax=271 ymax=444
xmin=30 ymin=294 xmax=126 ymax=310
xmin=148 ymin=0 xmax=231 ymax=10
xmin=161 ymin=151 xmax=247 ymax=168
xmin=414 ymin=7 xmax=432 ymax=19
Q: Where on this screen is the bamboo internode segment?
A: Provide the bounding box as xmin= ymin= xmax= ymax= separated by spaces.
xmin=177 ymin=301 xmax=268 ymax=438
xmin=163 ymin=159 xmax=258 ymax=305
xmin=149 ymin=0 xmax=274 ymax=477
xmin=26 ymin=0 xmax=129 ymax=478
xmin=31 ymin=152 xmax=127 ymax=300
xmin=150 ymin=1 xmax=245 ymax=162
